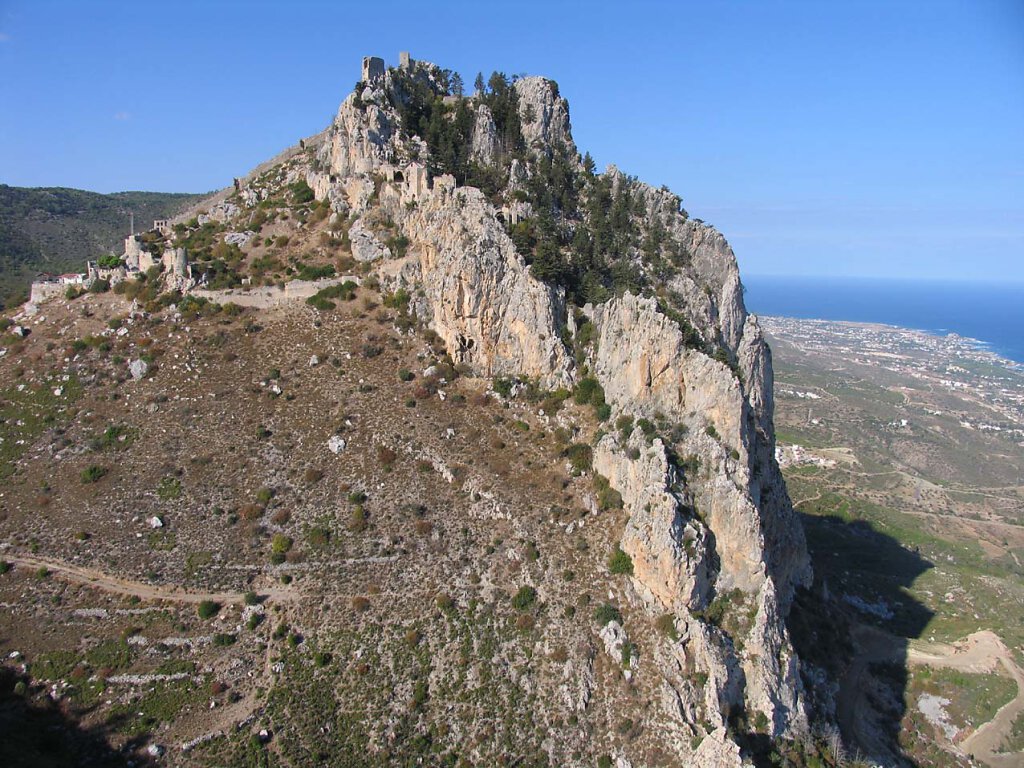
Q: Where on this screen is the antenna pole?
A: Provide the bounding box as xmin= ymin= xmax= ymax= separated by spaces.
xmin=130 ymin=212 xmax=134 ymax=236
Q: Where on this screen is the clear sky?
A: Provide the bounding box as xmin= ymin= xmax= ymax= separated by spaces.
xmin=1 ymin=0 xmax=1022 ymax=281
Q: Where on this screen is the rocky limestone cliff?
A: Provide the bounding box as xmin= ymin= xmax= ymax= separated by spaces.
xmin=394 ymin=183 xmax=573 ymax=387
xmin=513 ymin=76 xmax=577 ymax=157
xmin=265 ymin=52 xmax=811 ymax=755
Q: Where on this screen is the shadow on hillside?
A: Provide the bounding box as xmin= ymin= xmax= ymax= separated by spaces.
xmin=784 ymin=511 xmax=936 ymax=768
xmin=0 ymin=666 xmax=153 ymax=768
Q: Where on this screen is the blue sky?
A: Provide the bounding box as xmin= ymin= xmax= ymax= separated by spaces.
xmin=1 ymin=0 xmax=1022 ymax=281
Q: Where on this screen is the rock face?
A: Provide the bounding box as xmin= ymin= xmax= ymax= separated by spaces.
xmin=471 ymin=104 xmax=499 ymax=164
xmin=593 ymin=431 xmax=712 ymax=612
xmin=348 ymin=219 xmax=392 ymax=263
xmin=296 ymin=52 xmax=812 ymax=756
xmin=399 ymin=184 xmax=574 ymax=387
xmin=514 ymin=76 xmax=576 ymax=156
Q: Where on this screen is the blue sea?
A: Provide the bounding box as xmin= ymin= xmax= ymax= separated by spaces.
xmin=743 ymin=275 xmax=1024 ymax=364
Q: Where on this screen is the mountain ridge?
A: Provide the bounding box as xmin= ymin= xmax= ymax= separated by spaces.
xmin=0 ymin=52 xmax=855 ymax=767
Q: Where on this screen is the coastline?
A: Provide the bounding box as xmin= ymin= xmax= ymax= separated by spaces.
xmin=759 ymin=314 xmax=1024 ymax=373
xmin=743 ymin=275 xmax=1024 ymax=366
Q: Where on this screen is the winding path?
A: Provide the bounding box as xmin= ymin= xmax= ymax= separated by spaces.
xmin=5 ymin=553 xmax=295 ymax=605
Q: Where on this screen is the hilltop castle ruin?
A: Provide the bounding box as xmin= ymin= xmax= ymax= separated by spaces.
xmin=29 ymin=221 xmax=192 ymax=306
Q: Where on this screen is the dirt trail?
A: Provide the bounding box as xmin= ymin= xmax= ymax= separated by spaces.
xmin=909 ymin=631 xmax=1024 ymax=768
xmin=6 ymin=553 xmax=295 ymax=605
xmin=839 ymin=626 xmax=1023 ymax=767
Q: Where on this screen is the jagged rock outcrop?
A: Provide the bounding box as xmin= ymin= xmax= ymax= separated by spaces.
xmin=593 ymin=432 xmax=712 ymax=611
xmin=692 ymin=728 xmax=744 ymax=768
xmin=586 ymin=292 xmax=746 ymax=451
xmin=396 ymin=183 xmax=573 ymax=388
xmin=514 ymin=76 xmax=576 ymax=157
xmin=588 ymin=291 xmax=809 ymax=733
xmin=321 ymin=83 xmax=399 ymax=178
xmin=349 ymin=218 xmax=392 ymax=262
xmin=471 ymin=104 xmax=499 ymax=164
xmin=295 ymin=52 xmax=813 ymax=757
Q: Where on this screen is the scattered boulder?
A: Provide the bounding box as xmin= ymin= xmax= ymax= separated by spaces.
xmin=223 ymin=231 xmax=256 ymax=247
xmin=129 ymin=359 xmax=149 ymax=380
xmin=349 ymin=219 xmax=392 ymax=263
xmin=328 ymin=436 xmax=347 ymax=455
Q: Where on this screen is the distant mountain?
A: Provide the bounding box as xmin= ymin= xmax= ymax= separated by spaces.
xmin=0 ymin=185 xmax=207 ymax=308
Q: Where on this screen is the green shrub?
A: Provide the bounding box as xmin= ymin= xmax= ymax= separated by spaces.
xmin=753 ymin=710 xmax=770 ymax=733
xmin=306 ymin=526 xmax=331 ymax=549
xmin=594 ymin=603 xmax=622 ymax=626
xmin=383 ymin=288 xmax=411 ymax=312
xmin=289 ymin=179 xmax=315 ymax=204
xmin=213 ymin=633 xmax=237 ymax=647
xmin=295 ymin=263 xmax=335 ymax=281
xmin=197 ymin=600 xmax=220 ymax=620
xmin=349 ymin=505 xmax=369 ymax=532
xmin=593 ymin=473 xmax=623 ymax=510
xmin=563 ymin=443 xmax=593 ymax=474
xmin=314 ymin=651 xmax=332 ymax=667
xmin=271 ymin=534 xmax=293 ymax=555
xmin=157 ymin=476 xmax=182 ymax=500
xmin=616 ymin=414 xmax=634 ymax=440
xmin=305 ymin=280 xmax=357 ymax=310
xmin=243 ymin=591 xmax=259 ymax=606
xmin=608 ymin=547 xmax=634 ymax=575
xmin=511 ymin=585 xmax=537 ymax=611
xmin=96 ymin=423 xmax=132 ymax=451
xmin=636 ymin=418 xmax=657 ymax=442
xmin=492 ymin=377 xmax=515 ymax=398
xmin=573 ymin=376 xmax=604 ymax=407
xmin=540 ymin=388 xmax=570 ymax=415
xmin=80 ymin=465 xmax=108 ymax=484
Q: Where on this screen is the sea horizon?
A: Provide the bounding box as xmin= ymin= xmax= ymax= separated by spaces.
xmin=742 ymin=274 xmax=1024 ymax=364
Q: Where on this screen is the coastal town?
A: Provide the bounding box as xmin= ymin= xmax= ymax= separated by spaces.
xmin=762 ymin=315 xmax=1024 ymax=442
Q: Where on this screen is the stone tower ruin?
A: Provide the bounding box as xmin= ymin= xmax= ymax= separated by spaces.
xmin=361 ymin=56 xmax=384 ymax=83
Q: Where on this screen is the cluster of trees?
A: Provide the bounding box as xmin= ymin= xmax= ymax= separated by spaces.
xmin=515 ymin=160 xmax=651 ymax=306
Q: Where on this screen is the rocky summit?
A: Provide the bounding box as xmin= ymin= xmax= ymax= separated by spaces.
xmin=0 ymin=52 xmax=842 ymax=767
